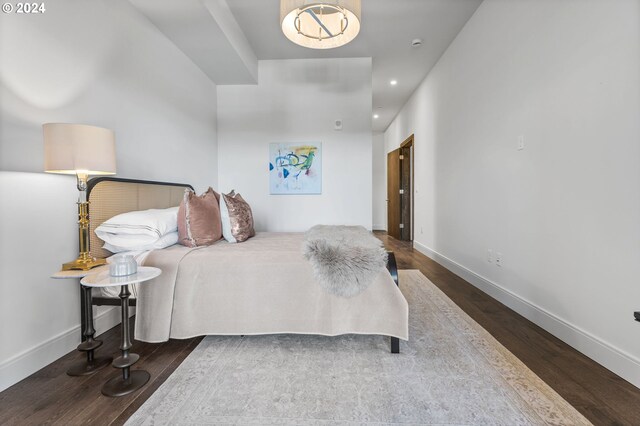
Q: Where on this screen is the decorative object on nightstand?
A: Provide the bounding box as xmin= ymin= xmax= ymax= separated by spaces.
xmin=81 ymin=266 xmax=161 ymax=397
xmin=51 ymin=268 xmax=112 ymax=376
xmin=109 ymin=254 xmax=137 ymax=276
xmin=43 ymin=123 xmax=116 ymax=271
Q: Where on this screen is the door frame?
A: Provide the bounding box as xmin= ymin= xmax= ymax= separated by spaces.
xmin=386 ymin=149 xmax=402 ymax=239
xmin=400 ymin=135 xmax=414 ymax=241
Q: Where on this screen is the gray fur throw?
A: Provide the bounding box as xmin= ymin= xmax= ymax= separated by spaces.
xmin=303 ymin=225 xmax=388 ymax=298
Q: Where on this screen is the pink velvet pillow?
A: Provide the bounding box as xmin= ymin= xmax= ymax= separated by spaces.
xmin=177 ymin=187 xmax=222 ymax=247
xmin=220 ymin=191 xmax=255 ymax=243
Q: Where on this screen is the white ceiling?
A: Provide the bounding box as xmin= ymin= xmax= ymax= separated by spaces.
xmin=130 ymin=0 xmax=259 ymax=84
xmin=227 ymin=0 xmax=482 ymax=132
xmin=131 ymin=0 xmax=483 ymax=132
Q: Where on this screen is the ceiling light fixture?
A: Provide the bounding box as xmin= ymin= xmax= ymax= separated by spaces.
xmin=390 ymin=80 xmax=398 ymax=86
xmin=280 ymin=0 xmax=362 ymax=49
xmin=373 ymin=114 xmax=379 ymax=119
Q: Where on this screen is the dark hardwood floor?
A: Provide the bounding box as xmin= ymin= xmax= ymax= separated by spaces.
xmin=377 ymin=233 xmax=640 ymax=426
xmin=1 ymin=233 xmax=638 ymax=425
xmin=0 ymin=323 xmax=202 ymax=426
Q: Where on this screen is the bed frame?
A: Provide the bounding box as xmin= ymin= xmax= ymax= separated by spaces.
xmin=82 ymin=177 xmax=400 ymax=353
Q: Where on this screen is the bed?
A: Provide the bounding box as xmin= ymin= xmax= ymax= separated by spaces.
xmin=83 ymin=177 xmax=408 ymax=353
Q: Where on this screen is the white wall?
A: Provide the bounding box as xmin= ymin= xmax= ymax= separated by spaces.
xmin=217 ymin=58 xmax=373 ymax=231
xmin=385 ymin=0 xmax=640 ymax=386
xmin=0 ymin=0 xmax=217 ymax=391
xmin=372 ymin=132 xmax=387 ymax=230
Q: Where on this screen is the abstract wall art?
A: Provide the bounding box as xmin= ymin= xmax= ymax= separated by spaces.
xmin=269 ymin=143 xmax=322 ymax=194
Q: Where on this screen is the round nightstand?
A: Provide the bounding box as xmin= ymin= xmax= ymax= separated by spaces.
xmin=81 ymin=266 xmax=161 ymax=397
xmin=51 ymin=267 xmax=112 ymax=376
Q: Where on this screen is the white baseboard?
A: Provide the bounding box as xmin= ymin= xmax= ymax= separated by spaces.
xmin=0 ymin=307 xmax=121 ymax=392
xmin=413 ymin=241 xmax=640 ymax=389
xmin=372 ymin=224 xmax=387 ymax=231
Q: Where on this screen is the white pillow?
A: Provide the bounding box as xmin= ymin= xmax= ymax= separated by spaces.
xmin=102 ymin=231 xmax=179 ymax=254
xmin=95 ymin=206 xmax=179 ymax=251
xmin=96 ymin=206 xmax=178 ymax=238
xmin=219 ymin=192 xmax=236 ymax=243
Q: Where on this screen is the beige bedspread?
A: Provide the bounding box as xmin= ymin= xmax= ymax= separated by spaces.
xmin=135 ymin=232 xmax=408 ymax=343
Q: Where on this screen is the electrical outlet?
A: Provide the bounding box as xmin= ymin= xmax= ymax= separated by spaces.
xmin=420 ymin=226 xmax=424 ymax=234
xmin=517 ymin=135 xmax=525 ymax=151
xmin=487 ymin=249 xmax=493 ymax=263
xmin=496 ymin=252 xmax=503 ymax=267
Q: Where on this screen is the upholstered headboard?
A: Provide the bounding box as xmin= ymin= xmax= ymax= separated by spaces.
xmin=87 ymin=177 xmax=193 ymax=259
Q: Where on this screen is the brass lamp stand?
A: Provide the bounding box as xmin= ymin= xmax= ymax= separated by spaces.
xmin=62 ymin=173 xmax=106 ymax=271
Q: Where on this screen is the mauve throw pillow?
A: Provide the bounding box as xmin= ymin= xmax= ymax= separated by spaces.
xmin=177 ymin=187 xmax=222 ymax=247
xmin=220 ymin=191 xmax=255 ymax=243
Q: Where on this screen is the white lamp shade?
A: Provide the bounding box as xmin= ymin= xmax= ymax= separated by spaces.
xmin=43 ymin=123 xmax=116 ymax=175
xmin=281 ymin=0 xmax=361 ymax=49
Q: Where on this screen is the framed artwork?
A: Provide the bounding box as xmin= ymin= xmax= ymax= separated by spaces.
xmin=269 ymin=143 xmax=322 ymax=194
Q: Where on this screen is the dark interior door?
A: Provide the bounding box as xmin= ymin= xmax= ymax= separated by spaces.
xmin=387 ymin=149 xmax=401 ymax=239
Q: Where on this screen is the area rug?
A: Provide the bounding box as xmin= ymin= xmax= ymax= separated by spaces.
xmin=126 ymin=270 xmax=591 ymax=425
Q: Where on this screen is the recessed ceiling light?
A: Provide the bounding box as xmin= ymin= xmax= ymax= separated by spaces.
xmin=390 ymin=80 xmax=398 ymax=86
xmin=411 ymin=38 xmax=423 ymax=47
xmin=373 ymin=114 xmax=379 ymax=119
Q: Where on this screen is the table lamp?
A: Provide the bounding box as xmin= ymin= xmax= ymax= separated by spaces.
xmin=43 ymin=123 xmax=117 ymax=271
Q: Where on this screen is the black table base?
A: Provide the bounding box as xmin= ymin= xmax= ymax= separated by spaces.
xmin=67 ymin=355 xmax=112 ymax=376
xmin=102 ymin=284 xmax=150 ymax=397
xmin=102 ymin=370 xmax=150 ymax=397
xmin=68 ymin=285 xmax=112 ymax=376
